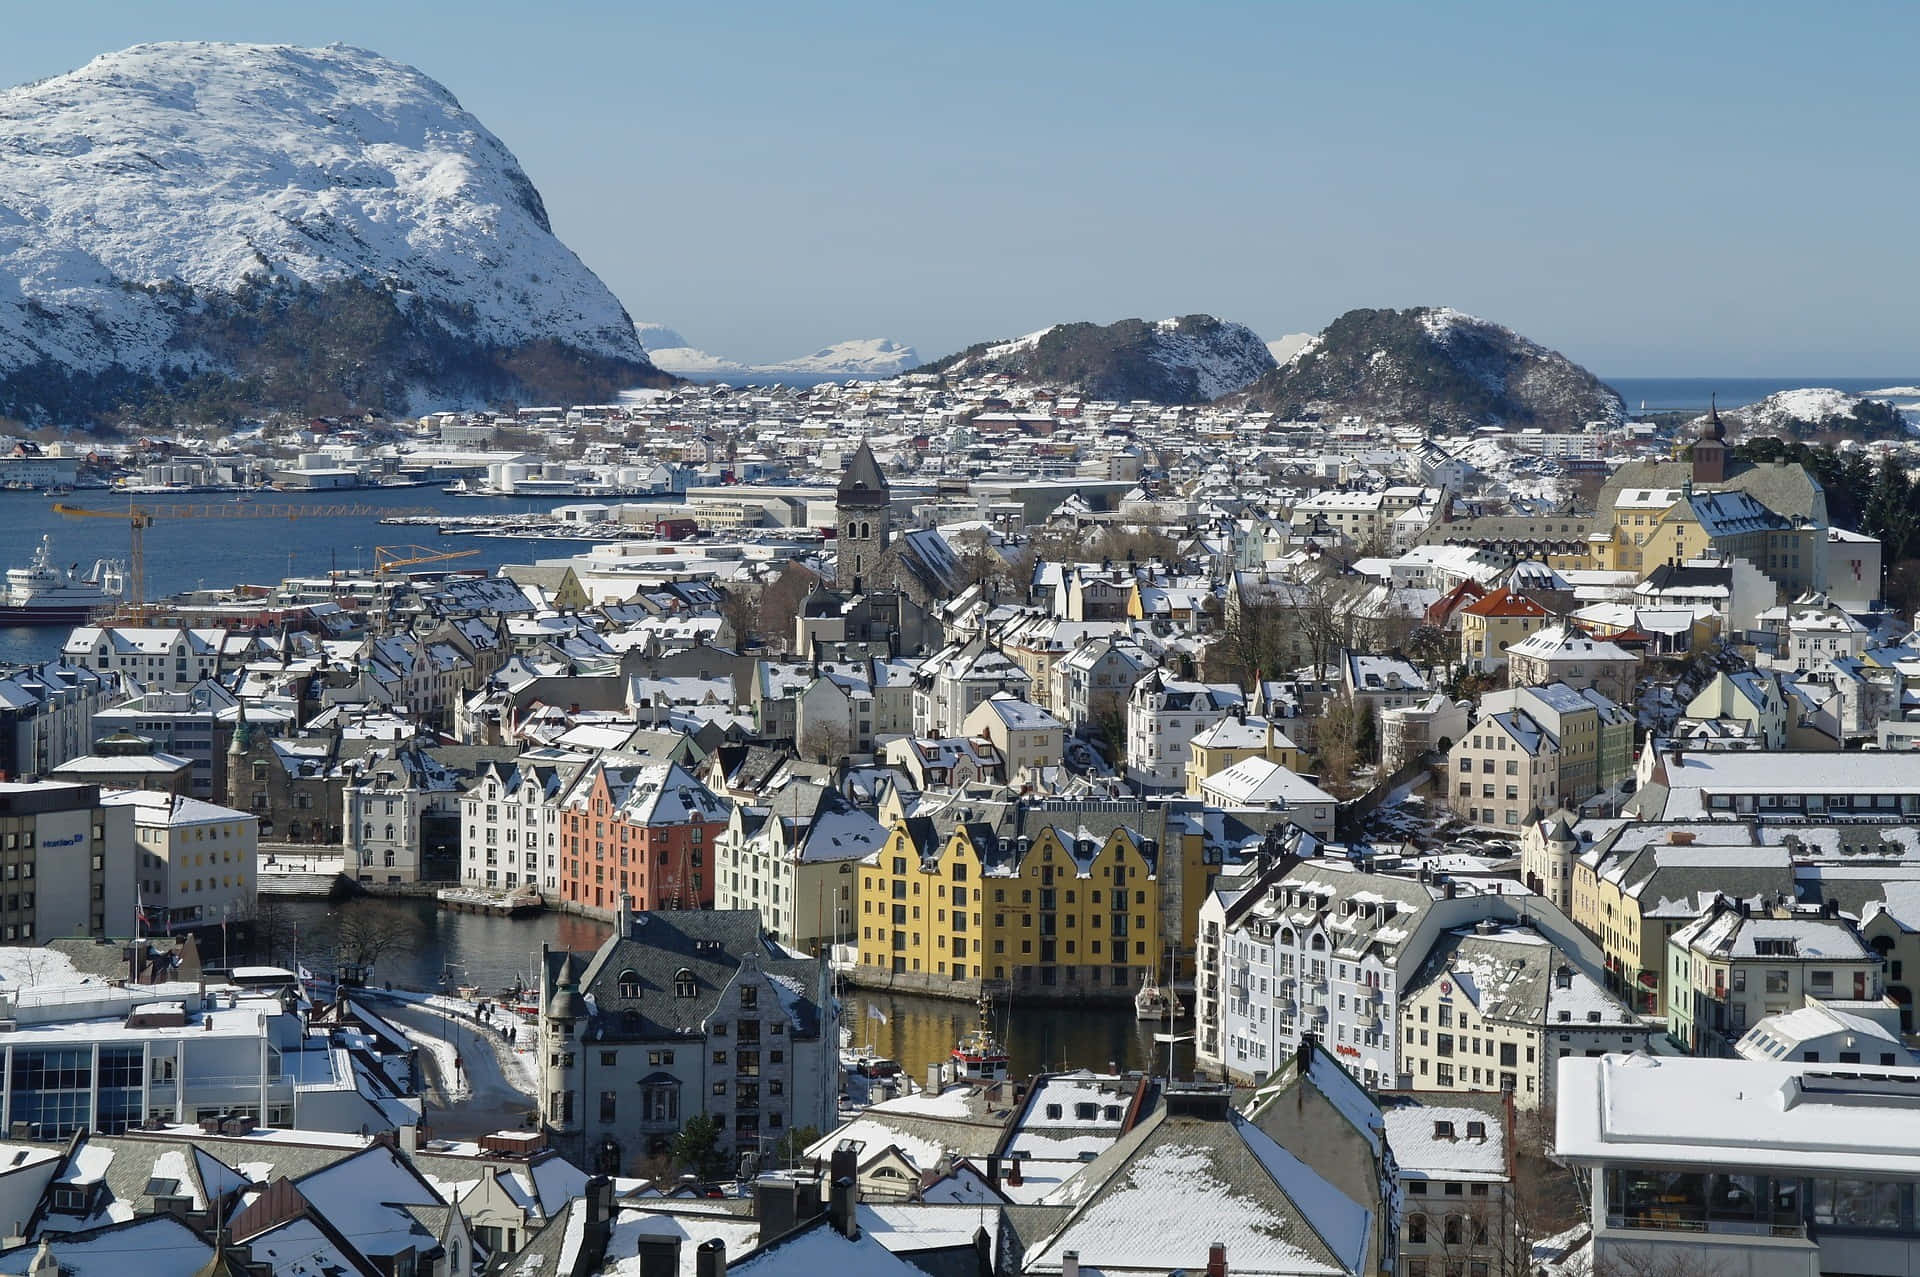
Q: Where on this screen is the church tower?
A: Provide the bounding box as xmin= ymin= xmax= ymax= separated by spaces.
xmin=1693 ymin=394 xmax=1728 ymax=485
xmin=836 ymin=441 xmax=891 ymax=592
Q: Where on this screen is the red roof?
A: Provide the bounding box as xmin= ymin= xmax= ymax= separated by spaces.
xmin=1460 ymin=587 xmax=1553 ymax=619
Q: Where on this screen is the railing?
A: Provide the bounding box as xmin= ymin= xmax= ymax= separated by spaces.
xmin=1606 ymin=1215 xmax=1807 ymax=1240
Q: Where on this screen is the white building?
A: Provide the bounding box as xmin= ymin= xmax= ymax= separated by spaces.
xmin=713 ymin=781 xmax=886 ymax=954
xmin=460 ymin=756 xmax=580 ymax=896
xmin=0 ymin=957 xmax=418 ymax=1137
xmin=1199 ymin=858 xmax=1600 ymax=1090
xmin=1125 ymin=670 xmax=1244 ymax=791
xmin=0 ymin=662 xmax=116 ymax=784
xmin=62 ymin=628 xmax=224 ymax=692
xmin=909 ymin=636 xmax=1032 ymax=738
xmin=1397 ymin=920 xmax=1647 ymax=1109
xmin=100 ymin=790 xmax=257 ymax=932
xmin=1736 ymin=1000 xmax=1918 ymax=1067
xmin=1558 ymin=1054 xmax=1920 ymax=1277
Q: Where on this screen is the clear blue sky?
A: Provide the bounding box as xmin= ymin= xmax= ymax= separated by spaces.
xmin=4 ymin=1 xmax=1916 ymax=374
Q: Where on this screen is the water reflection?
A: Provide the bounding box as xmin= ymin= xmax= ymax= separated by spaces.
xmin=266 ymin=899 xmax=1192 ymax=1080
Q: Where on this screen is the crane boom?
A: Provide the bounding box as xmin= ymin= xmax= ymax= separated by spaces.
xmin=373 ymin=544 xmax=481 ymax=574
xmin=53 ymin=500 xmax=440 ymax=620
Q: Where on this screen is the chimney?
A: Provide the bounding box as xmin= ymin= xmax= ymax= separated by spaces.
xmin=1062 ymin=1252 xmax=1081 ymax=1277
xmin=1206 ymin=1242 xmax=1229 ymax=1277
xmin=1006 ymin=1158 xmax=1023 ymax=1187
xmin=829 ymin=1176 xmax=860 ymax=1240
xmin=927 ymin=1063 xmax=943 ymax=1095
xmin=754 ymin=1178 xmax=798 ymax=1245
xmin=634 ymin=1236 xmax=681 ymax=1277
xmin=795 ymin=1173 xmax=823 ymax=1223
xmin=397 ymin=1123 xmax=418 ymax=1156
xmin=985 ymin=1153 xmax=1001 ymax=1188
xmin=694 ymin=1239 xmax=726 ymax=1277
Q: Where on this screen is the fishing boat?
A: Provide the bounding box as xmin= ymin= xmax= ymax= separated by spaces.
xmin=0 ymin=535 xmax=123 ymax=625
xmin=1134 ymin=981 xmax=1175 ymax=1021
xmin=949 ymin=992 xmax=1011 ymax=1084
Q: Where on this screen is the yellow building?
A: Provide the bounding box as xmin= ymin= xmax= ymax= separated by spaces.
xmin=853 ymin=812 xmax=1165 ymax=1003
xmin=1184 ymin=714 xmax=1305 ymax=797
xmin=1456 ymin=587 xmax=1557 ymax=672
xmin=1591 ymin=486 xmax=1821 ymax=597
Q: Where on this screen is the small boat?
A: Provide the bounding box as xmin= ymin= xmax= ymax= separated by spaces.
xmin=949 ymin=992 xmax=1010 ymax=1084
xmin=1135 ymin=982 xmax=1175 ymax=1021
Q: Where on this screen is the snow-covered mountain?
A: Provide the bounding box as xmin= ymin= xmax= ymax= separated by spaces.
xmin=1266 ymin=332 xmax=1315 ymax=366
xmin=1236 ymin=306 xmax=1623 ymax=430
xmin=636 ymin=325 xmax=918 ymax=385
xmin=1699 ymin=388 xmax=1915 ymax=440
xmin=920 ymin=315 xmax=1275 ymax=403
xmin=0 ymin=41 xmax=663 ymax=421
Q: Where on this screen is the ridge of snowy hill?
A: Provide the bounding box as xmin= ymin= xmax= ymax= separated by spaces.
xmin=0 ymin=41 xmax=664 ymax=421
xmin=1235 ymin=306 xmax=1623 ymax=430
xmin=918 ymin=315 xmax=1275 ymax=403
xmin=1699 ymin=387 xmax=1914 ymax=440
xmin=637 ymin=326 xmax=919 ymax=385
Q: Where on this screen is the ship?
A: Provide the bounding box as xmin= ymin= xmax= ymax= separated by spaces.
xmin=948 ymin=992 xmax=1011 ymax=1084
xmin=0 ymin=535 xmax=123 ymax=625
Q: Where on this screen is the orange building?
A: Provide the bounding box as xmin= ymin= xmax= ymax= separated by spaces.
xmin=557 ymin=757 xmax=730 ymax=913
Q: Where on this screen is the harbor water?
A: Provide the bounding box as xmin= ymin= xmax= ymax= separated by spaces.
xmin=0 ymin=486 xmax=615 ymax=665
xmin=265 ymin=897 xmax=1189 ymax=1082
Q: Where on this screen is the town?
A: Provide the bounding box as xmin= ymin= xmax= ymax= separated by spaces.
xmin=0 ymin=362 xmax=1915 ymax=1277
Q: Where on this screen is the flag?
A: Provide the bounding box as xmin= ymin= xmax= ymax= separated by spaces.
xmin=866 ymin=1004 xmax=888 ymax=1025
xmin=298 ymin=964 xmax=314 ymax=985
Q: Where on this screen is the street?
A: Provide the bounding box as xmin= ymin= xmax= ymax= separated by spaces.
xmin=359 ymin=991 xmax=538 ymax=1140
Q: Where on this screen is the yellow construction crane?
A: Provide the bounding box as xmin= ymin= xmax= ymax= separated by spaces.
xmin=54 ymin=499 xmax=438 ymax=620
xmin=373 ymin=544 xmax=480 ymax=575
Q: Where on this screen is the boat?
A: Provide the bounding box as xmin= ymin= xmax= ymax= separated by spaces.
xmin=1134 ymin=981 xmax=1176 ymax=1021
xmin=0 ymin=535 xmax=124 ymax=625
xmin=949 ymin=992 xmax=1011 ymax=1084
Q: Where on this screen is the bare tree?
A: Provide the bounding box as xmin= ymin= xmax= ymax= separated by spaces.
xmin=1315 ymin=697 xmax=1365 ymax=797
xmin=333 ymin=910 xmax=416 ymax=972
xmin=759 ymin=563 xmax=819 ymax=655
xmin=718 ymin=583 xmax=761 ymax=651
xmin=798 ymin=719 xmax=854 ymax=766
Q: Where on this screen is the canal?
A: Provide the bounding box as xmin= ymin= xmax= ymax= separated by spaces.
xmin=265 ymin=897 xmax=1193 ymax=1082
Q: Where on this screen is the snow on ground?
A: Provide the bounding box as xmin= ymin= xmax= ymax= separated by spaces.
xmin=397 ymin=1022 xmax=471 ymax=1102
xmin=0 ymin=947 xmax=83 ymax=987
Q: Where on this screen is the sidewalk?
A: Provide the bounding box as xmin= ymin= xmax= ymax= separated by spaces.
xmin=357 ymin=986 xmax=539 ymax=1098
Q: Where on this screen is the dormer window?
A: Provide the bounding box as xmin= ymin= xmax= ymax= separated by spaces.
xmin=674 ymin=969 xmax=696 ymax=998
xmin=1433 ymin=1120 xmax=1455 ymax=1139
xmin=618 ymin=969 xmax=639 ymax=998
xmin=1466 ymin=1121 xmax=1486 ymax=1140
xmin=1045 ymin=1103 xmax=1063 ymax=1119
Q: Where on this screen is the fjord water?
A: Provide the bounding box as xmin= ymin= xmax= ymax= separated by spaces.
xmin=0 ymin=486 xmax=598 ymax=665
xmin=1607 ymin=376 xmax=1920 ymax=412
xmin=267 ymin=896 xmax=1180 ymax=1082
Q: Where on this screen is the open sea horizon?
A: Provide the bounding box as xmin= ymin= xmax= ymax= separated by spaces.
xmin=1606 ymin=376 xmax=1920 ymax=414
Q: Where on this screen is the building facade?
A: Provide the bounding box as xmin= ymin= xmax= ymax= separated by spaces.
xmin=537 ymin=906 xmax=836 ymax=1171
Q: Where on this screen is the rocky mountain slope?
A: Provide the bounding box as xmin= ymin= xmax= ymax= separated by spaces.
xmin=1235 ymin=307 xmax=1624 ymax=430
xmin=1702 ymin=387 xmax=1913 ymax=441
xmin=636 ymin=324 xmax=917 ymax=385
xmin=920 ymin=315 xmax=1275 ymax=403
xmin=0 ymin=41 xmax=665 ymax=423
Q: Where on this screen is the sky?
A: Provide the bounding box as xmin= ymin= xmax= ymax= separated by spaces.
xmin=3 ymin=1 xmax=1917 ymax=375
